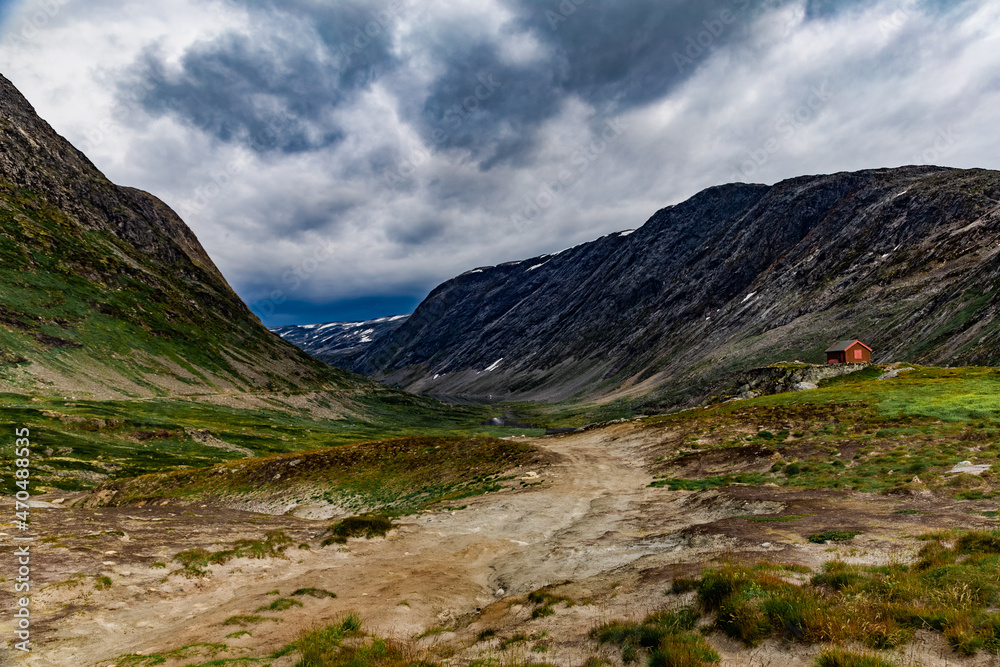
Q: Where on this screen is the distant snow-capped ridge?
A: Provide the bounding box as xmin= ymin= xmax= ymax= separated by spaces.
xmin=271 ymin=314 xmax=410 ymax=370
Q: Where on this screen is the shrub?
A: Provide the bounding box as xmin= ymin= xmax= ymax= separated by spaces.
xmin=671 ymin=577 xmax=700 ymax=594
xmin=955 ymin=531 xmax=1000 ymax=555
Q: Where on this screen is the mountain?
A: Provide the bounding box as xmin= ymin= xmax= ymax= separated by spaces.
xmin=271 ymin=314 xmax=409 ymax=369
xmin=0 ymin=72 xmax=360 ymax=398
xmin=357 ymin=166 xmax=1000 ymax=405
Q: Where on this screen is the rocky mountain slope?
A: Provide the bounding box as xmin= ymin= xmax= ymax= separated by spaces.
xmin=271 ymin=314 xmax=409 ymax=370
xmin=0 ymin=72 xmax=360 ymax=399
xmin=357 ymin=166 xmax=1000 ymax=405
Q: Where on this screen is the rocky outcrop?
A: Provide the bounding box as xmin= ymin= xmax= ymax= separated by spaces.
xmin=357 ymin=166 xmax=1000 ymax=406
xmin=720 ymin=363 xmax=869 ymax=401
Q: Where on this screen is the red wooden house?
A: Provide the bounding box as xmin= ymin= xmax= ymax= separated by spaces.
xmin=825 ymin=339 xmax=872 ymax=364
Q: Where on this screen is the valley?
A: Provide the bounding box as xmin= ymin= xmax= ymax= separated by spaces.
xmin=7 ymin=365 xmax=1000 ymax=666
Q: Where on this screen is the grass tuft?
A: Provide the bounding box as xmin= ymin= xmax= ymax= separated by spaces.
xmin=255 ymin=597 xmax=303 ymax=612
xmin=222 ymin=615 xmax=280 ymax=627
xmin=172 ymin=530 xmax=292 ymax=577
xmin=814 ymin=648 xmax=897 ymax=667
xmin=291 ymin=587 xmax=337 ymax=599
xmin=285 ymin=612 xmax=429 ymax=667
xmin=591 ymin=607 xmax=717 ymax=666
xmin=689 ymin=542 xmax=1000 ymax=656
xmin=527 ymin=588 xmax=575 ymax=619
xmin=322 ymin=515 xmax=393 ymax=546
xmin=808 ymin=530 xmax=861 ymax=544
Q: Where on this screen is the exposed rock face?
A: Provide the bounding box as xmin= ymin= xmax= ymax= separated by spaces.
xmin=0 ymin=72 xmax=356 ymax=396
xmin=0 ymin=75 xmax=219 ymax=280
xmin=357 ymin=166 xmax=1000 ymax=405
xmin=721 ymin=363 xmax=869 ymax=401
xmin=271 ymin=315 xmax=410 ymax=370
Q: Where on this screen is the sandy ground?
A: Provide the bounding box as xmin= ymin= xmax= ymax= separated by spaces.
xmin=3 ymin=420 xmax=999 ymax=666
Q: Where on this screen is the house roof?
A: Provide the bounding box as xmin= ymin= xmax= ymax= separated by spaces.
xmin=825 ymin=339 xmax=873 ymax=353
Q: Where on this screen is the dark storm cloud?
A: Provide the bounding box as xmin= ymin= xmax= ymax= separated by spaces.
xmin=385 ymin=217 xmax=449 ymax=247
xmin=413 ymin=0 xmax=762 ymax=166
xmin=414 ymin=0 xmax=968 ymax=168
xmin=416 ymin=43 xmax=559 ymax=169
xmin=115 ymin=0 xmax=966 ymax=170
xmin=506 ymin=0 xmax=753 ymax=107
xmin=120 ymin=0 xmax=403 ymax=153
xmin=803 ymin=0 xmax=958 ymax=20
xmin=120 ymin=0 xmax=864 ymax=168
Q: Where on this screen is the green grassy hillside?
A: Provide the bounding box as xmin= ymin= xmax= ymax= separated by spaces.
xmin=0 ymin=184 xmax=354 ymax=396
xmin=644 ymin=365 xmax=1000 ymax=496
xmin=0 ymin=388 xmax=545 ymax=494
xmin=79 ymin=435 xmax=538 ymax=517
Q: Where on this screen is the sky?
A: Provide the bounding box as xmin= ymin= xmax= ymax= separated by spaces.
xmin=1 ymin=0 xmax=999 ymax=326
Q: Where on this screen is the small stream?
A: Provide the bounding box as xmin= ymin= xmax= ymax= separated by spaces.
xmin=426 ymin=394 xmax=576 ymax=435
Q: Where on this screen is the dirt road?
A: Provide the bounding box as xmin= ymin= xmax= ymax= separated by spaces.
xmin=3 ymin=420 xmax=976 ymax=666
